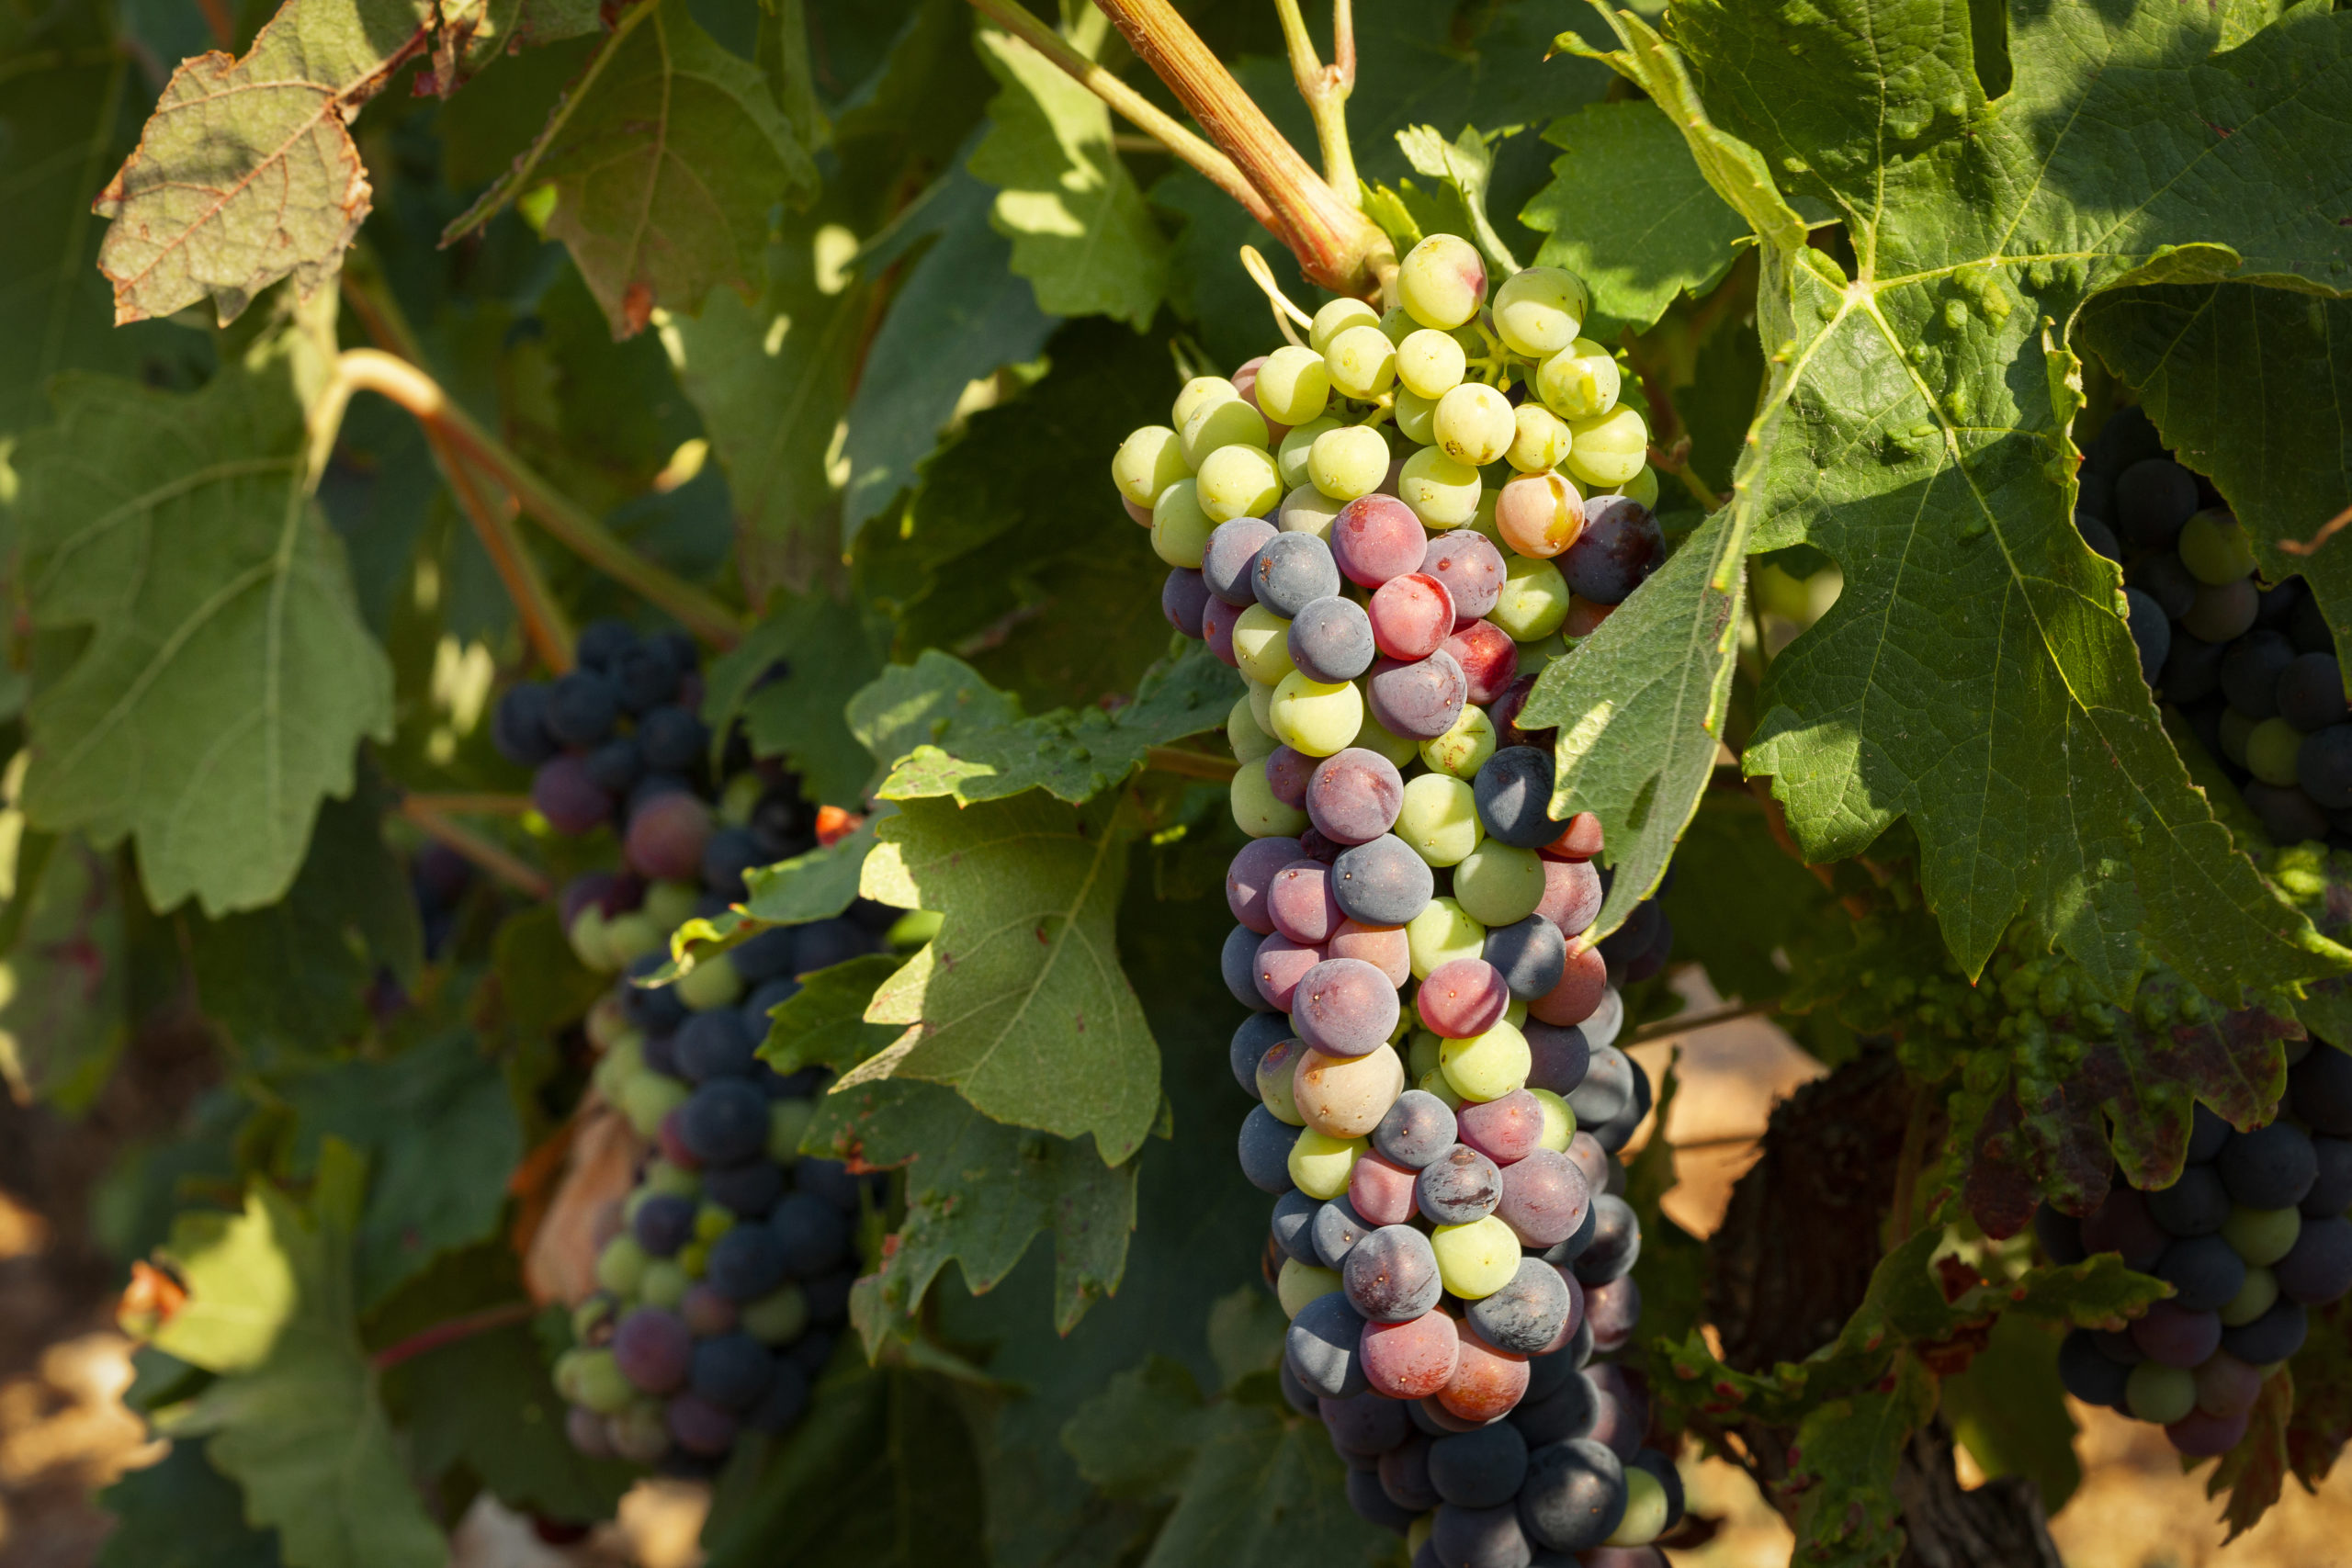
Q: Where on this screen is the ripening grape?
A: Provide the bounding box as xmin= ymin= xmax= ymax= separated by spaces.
xmin=1537 ymin=338 xmax=1622 ymax=420
xmin=1149 ymin=479 xmax=1216 ymax=568
xmin=1397 ymin=234 xmax=1488 ymax=330
xmin=1325 ymin=324 xmax=1398 ymax=400
xmin=1433 ymin=382 xmax=1517 ymax=468
xmin=1493 ymin=267 xmax=1589 ymax=357
xmin=1565 ymin=405 xmax=1650 ymax=488
xmin=1397 ymin=446 xmax=1482 ymax=528
xmin=1113 ymin=424 xmax=1189 ymax=506
xmin=1255 ymin=344 xmax=1332 ymax=424
xmin=1396 ymin=328 xmax=1469 ymax=399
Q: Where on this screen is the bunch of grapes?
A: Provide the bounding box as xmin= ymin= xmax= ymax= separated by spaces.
xmin=2083 ymin=409 xmax=2352 ymax=847
xmin=1114 ymin=233 xmax=1687 ymax=1564
xmin=2044 ymin=1038 xmax=2352 ymax=1454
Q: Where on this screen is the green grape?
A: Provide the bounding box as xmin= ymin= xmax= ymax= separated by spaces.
xmin=1310 ymin=297 xmax=1382 ymax=354
xmin=2178 ymin=508 xmax=2256 ymax=585
xmin=1417 ymin=1067 xmax=1467 ymax=1110
xmin=568 ymin=904 xmax=615 ymax=971
xmin=2246 ymin=717 xmax=2304 ymax=787
xmin=640 ymin=1260 xmax=690 ymax=1309
xmin=1396 ymin=327 xmax=1469 ymax=399
xmin=1280 ymin=483 xmax=1345 ymax=540
xmin=1519 ymin=631 xmax=1570 ymax=676
xmin=1309 ymin=423 xmax=1393 ymax=500
xmin=1151 ymin=478 xmax=1216 ymax=567
xmin=1113 ymin=423 xmax=1190 ymax=506
xmin=1270 ymin=670 xmax=1364 ymax=755
xmin=1408 ymin=1030 xmax=1443 ymax=1080
xmin=718 ymin=770 xmax=765 ymax=828
xmin=1507 ymin=404 xmax=1573 ymax=473
xmin=1234 ymin=603 xmax=1298 ymax=685
xmin=2125 ymin=1361 xmax=2198 ymax=1425
xmin=1530 ymin=1087 xmax=1577 ymax=1149
xmin=573 ymin=1348 xmax=637 ymax=1416
xmin=1614 ymin=465 xmax=1660 ymax=509
xmin=1491 ymin=553 xmax=1572 ymax=641
xmin=1398 ymin=772 xmax=1484 ymax=864
xmin=604 ymin=909 xmax=662 ymax=964
xmin=1182 ymin=395 xmax=1269 ymax=468
xmin=674 ymin=952 xmax=742 ymax=1010
xmin=1287 ymin=1129 xmax=1365 ymax=1198
xmin=594 ymin=1235 xmax=649 ymax=1297
xmin=1173 ymin=374 xmax=1238 ymax=430
xmin=1430 ymin=1215 xmax=1520 ymax=1298
xmin=1356 ymin=709 xmax=1422 ymax=767
xmin=1399 ymin=446 xmax=1482 ymax=528
xmin=1440 ymin=1020 xmax=1530 ymax=1100
xmin=1257 ymin=344 xmax=1333 ymax=425
xmin=1378 ymin=305 xmax=1419 ymax=345
xmin=1434 ymin=382 xmax=1517 ymax=467
xmin=767 ymin=1098 xmax=813 ymax=1160
xmin=1566 ymin=404 xmax=1650 ymax=488
xmin=1493 ymin=265 xmax=1589 ymax=358
xmin=1232 ymin=757 xmax=1310 ymax=837
xmin=643 ymin=1158 xmax=699 ymax=1198
xmin=1278 ymin=1257 xmax=1343 ymax=1315
xmin=2223 ymin=1204 xmax=2302 ymax=1265
xmin=1326 ymin=323 xmax=1399 ymax=400
xmin=676 ymin=1238 xmax=709 ymax=1277
xmin=1198 ymin=443 xmax=1283 ymax=523
xmin=1258 ymin=1040 xmax=1306 ymax=1123
xmin=1395 ymin=387 xmax=1440 ymax=446
xmin=1453 ymin=841 xmax=1546 ymax=925
xmin=1397 ymin=233 xmax=1488 ymax=330
xmin=642 ymin=878 xmax=699 ymax=932
xmin=741 ymin=1284 xmax=810 ymax=1344
xmin=695 ymin=1201 xmax=736 ymax=1242
xmin=1279 ymin=417 xmax=1341 ymax=489
xmin=1228 ymin=691 xmax=1279 ymax=762
xmin=1538 ymin=338 xmax=1623 ymax=420
xmin=1504 ymin=997 xmax=1529 ymax=1030
xmin=1407 ymin=897 xmax=1487 ymax=979
xmin=1606 ymin=1468 xmax=1669 ymax=1548
xmin=1421 ymin=704 xmax=1498 ymax=778
xmin=2219 ymin=706 xmax=2255 ymax=767
xmin=619 ymin=1071 xmax=685 ymax=1137
xmin=608 ymin=1402 xmax=670 ymax=1463
xmin=1249 ymin=678 xmax=1277 ymax=736
xmin=2221 ymin=1264 xmax=2278 ymax=1325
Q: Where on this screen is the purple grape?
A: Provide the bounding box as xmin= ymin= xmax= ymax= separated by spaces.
xmin=1465 ymin=1258 xmax=1573 ymax=1354
xmin=1344 ymin=1224 xmax=1444 ymax=1322
xmin=1365 ymin=650 xmax=1467 ymax=739
xmin=1323 ymin=1389 xmax=1412 ymax=1457
xmin=1203 ymin=516 xmax=1277 ymax=605
xmin=612 ymin=1307 xmax=693 ymax=1393
xmin=1561 ymin=497 xmax=1663 ymax=604
xmin=1497 ymin=1148 xmax=1590 ymax=1247
xmin=1333 ymin=834 xmax=1436 ymax=926
xmin=1474 ymin=746 xmax=1569 ymax=849
xmin=682 ymin=1078 xmax=770 ymax=1165
xmin=664 ymin=1393 xmax=740 ymax=1457
xmin=1428 ymin=1422 xmax=1527 ymax=1508
xmin=1374 ymin=1090 xmax=1458 ymax=1169
xmin=626 ymin=791 xmax=714 ymax=882
xmin=1586 ymin=1363 xmax=1647 ymax=1460
xmin=492 ymin=683 xmax=558 ymax=765
xmin=1162 ymin=568 xmax=1211 ymax=637
xmin=690 ymin=1331 xmax=775 ymax=1410
xmin=1312 ymin=1195 xmax=1374 ymax=1269
xmin=1332 ymin=494 xmax=1428 ymax=586
xmin=1347 ymin=1465 xmax=1419 ymax=1532
xmin=1574 ymin=1195 xmax=1639 ymax=1284
xmin=1298 ymin=827 xmax=1344 ymax=863
xmin=1203 ymin=593 xmax=1241 ymax=665
xmin=534 ymin=754 xmax=613 ymax=836
xmin=1233 ymin=1011 xmax=1293 ymax=1095
xmin=1484 ymin=915 xmax=1566 ymax=1000
xmin=680 ymin=1284 xmax=738 ymax=1337
xmin=1417 ymin=1145 xmax=1502 ymax=1224
xmin=2220 ymin=1122 xmax=2319 ymax=1209
xmin=633 ymin=1193 xmax=697 ymax=1257
xmin=2276 ymin=1214 xmax=2352 ymax=1303
xmin=1240 ymin=1105 xmax=1303 ymax=1192
xmin=1523 ymin=1022 xmax=1589 ymax=1096
xmin=1585 ymin=1275 xmax=1640 ymax=1352
xmin=1458 ymin=1090 xmax=1544 ymax=1166
xmin=1265 ymin=745 xmax=1317 ymax=807
xmin=1256 ymin=931 xmax=1326 ymax=1010
xmin=1290 ymin=594 xmax=1378 ymax=682
xmin=1227 ymin=837 xmax=1301 ymax=935
xmin=1254 ymin=531 xmax=1342 ymax=616
xmin=1293 ymin=957 xmax=1401 ymax=1056
xmin=703 ymin=1159 xmax=785 ymax=1216
xmin=2130 ymin=1299 xmax=2222 ymax=1367
xmin=677 ymin=1010 xmax=758 ymax=1082
xmin=1287 ymin=1290 xmax=1370 ymax=1398
xmin=1532 ymin=859 xmax=1599 ymax=940
xmin=1419 ymin=531 xmax=1504 ymax=623
xmin=1223 ymin=923 xmax=1275 ymax=1010
xmin=1267 ymin=858 xmax=1342 ymax=942
xmin=1306 ymin=748 xmax=1406 ymax=844
xmin=2300 ymin=724 xmax=2352 ymax=810
xmin=702 ymin=826 xmax=763 ymax=898
xmin=1419 ymin=958 xmax=1510 ymax=1039
xmin=705 ymin=1224 xmax=787 ymax=1301
xmin=1516 ymin=1437 xmax=1625 ymax=1552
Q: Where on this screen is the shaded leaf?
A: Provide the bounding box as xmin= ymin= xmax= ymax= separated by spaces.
xmin=96 ymin=1441 xmax=284 ymax=1568
xmin=1934 ymin=1312 xmax=2081 ymax=1515
xmin=2286 ymin=1292 xmax=2352 ymax=1490
xmin=1781 ymin=1357 xmax=1934 ymax=1568
xmin=757 ymin=953 xmax=903 ymax=1075
xmin=2208 ymin=1367 xmax=2295 ymax=1542
xmin=1059 ymin=1354 xmax=1207 ymax=1501
xmin=1396 ymin=123 xmax=1521 ymax=276
xmin=704 ymin=588 xmax=890 ymax=807
xmin=0 ymin=831 xmax=127 ymax=1110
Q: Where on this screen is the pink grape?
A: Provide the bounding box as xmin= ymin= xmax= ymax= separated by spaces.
xmin=1459 ymin=1089 xmax=1544 ymax=1165
xmin=1536 ymin=1267 xmax=1588 ymax=1356
xmin=1497 ymin=1147 xmax=1590 ymax=1247
xmin=2194 ymin=1352 xmax=2265 ymax=1418
xmin=1227 ymin=836 xmax=1303 ymax=934
xmin=1351 ymin=1150 xmax=1421 ymax=1224
xmin=1268 ymin=859 xmax=1344 ymax=943
xmin=1293 ymin=957 xmax=1403 ymax=1056
xmin=666 ymin=1393 xmax=741 ymax=1456
xmin=1418 ymin=958 xmax=1510 ymax=1038
xmin=1203 ymin=594 xmax=1242 ymax=666
xmin=1369 ymin=572 xmax=1457 ymax=660
xmin=1587 ymin=1362 xmax=1648 ymax=1460
xmin=1162 ymin=568 xmax=1209 ymax=636
xmin=2166 ymin=1407 xmax=2251 ymax=1457
xmin=1564 ymin=1133 xmax=1610 ymax=1197
xmin=1539 ymin=812 xmax=1608 ymax=862
xmin=1255 ymin=932 xmax=1326 ymax=1011
xmin=1442 ymin=620 xmax=1520 ymax=705
xmin=1361 ymin=1308 xmax=1460 ymax=1399
xmin=1306 ymin=748 xmax=1406 ymax=844
xmin=2131 ymin=1300 xmax=2222 ymax=1368
xmin=535 ymin=753 xmax=614 ymax=836
xmin=1420 ymin=530 xmax=1505 ymax=623
xmin=1332 ymin=494 xmax=1429 ymax=586
xmin=1329 ymin=919 xmax=1411 ymax=987
xmin=1439 ymin=1320 xmax=1529 ymax=1421
xmin=627 ymin=791 xmax=713 ymax=882
xmin=1365 ymin=650 xmax=1468 ymax=739
xmin=1529 ymin=942 xmax=1609 ymax=1026
xmin=613 ymin=1307 xmax=693 ymax=1393
xmin=1536 ymin=858 xmax=1603 ymax=936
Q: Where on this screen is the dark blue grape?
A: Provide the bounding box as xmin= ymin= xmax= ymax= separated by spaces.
xmin=1510 ymin=1371 xmax=1599 ymax=1446
xmin=1346 ymin=1466 xmax=1418 ymax=1533
xmin=2083 ymin=406 xmax=2163 ymax=477
xmin=1566 ymin=1044 xmax=1634 ymax=1127
xmin=2077 ymin=468 xmax=2113 ymax=520
xmin=2278 ymin=1214 xmax=2352 ymax=1304
xmin=2033 ymin=1206 xmax=2086 ymax=1265
xmin=1233 ymin=1011 xmax=1293 ymax=1095
xmin=1595 ymin=902 xmax=1660 ymax=970
xmin=2123 ymin=588 xmax=2170 ymax=684
xmin=657 ymin=629 xmax=700 ymax=674
xmin=1332 ymin=834 xmax=1435 ymax=925
xmin=2189 ymin=1103 xmax=2233 ymax=1162
xmin=2220 ymin=630 xmax=2293 ymax=719
xmin=1485 ymin=915 xmax=1566 ymax=999
xmin=732 ymin=931 xmax=798 ymax=988
xmin=1524 ymin=1022 xmax=1589 ymax=1097
xmin=1163 ymin=568 xmax=1211 ymax=637
xmin=1225 ymin=923 xmax=1276 ymax=1010
xmin=2113 ymin=458 xmax=2199 ymax=549
xmin=1255 ymin=531 xmax=1341 ymax=617
xmin=2057 ymin=1328 xmax=2130 ymax=1409
xmin=1560 ymin=497 xmax=1661 ymax=605
xmin=1573 ymin=1195 xmax=1639 ymax=1284
xmin=1343 ymin=1224 xmax=1442 ymax=1322
xmin=2221 ymin=1299 xmax=2308 ymax=1363
xmin=703 ymin=1158 xmax=785 ymax=1216
xmin=690 ymin=1331 xmax=775 ymax=1409
xmin=705 ymin=1224 xmax=788 ymax=1301
xmin=1516 ymin=1437 xmax=1625 ymax=1552
xmin=1466 ymin=1257 xmax=1573 ymax=1355
xmin=752 ymin=787 xmax=816 ymax=858
xmin=1272 ymin=1188 xmax=1321 ymax=1264
xmin=641 ymin=1030 xmax=683 ymax=1078
xmin=1286 ymin=1290 xmax=1369 ymax=1398
xmin=2155 ymin=1234 xmax=2246 ymax=1311
xmin=1540 ymin=1197 xmax=1600 ymax=1269
xmin=2077 ymin=513 xmax=2121 ymax=564
xmin=2305 ymin=1134 xmax=2352 ymax=1218
xmin=1432 ymin=1505 xmax=1532 ymax=1568
xmin=770 ymin=1191 xmax=852 ymax=1276
xmin=2220 ymin=1122 xmax=2318 ymax=1209
xmin=681 ymin=1079 xmax=770 ymax=1165
xmin=1203 ymin=517 xmax=1276 ymax=606
xmin=546 ymin=671 xmax=620 ymax=747
xmin=614 ymin=640 xmax=684 ymax=714
xmin=2160 ymin=629 xmax=2225 ymax=702
xmin=794 ymin=1156 xmax=879 ymax=1212
xmin=678 ymin=1010 xmax=758 ymax=1082
xmin=2292 ymin=1043 xmax=2352 ymax=1136
xmin=576 ymin=618 xmax=637 ymax=672
xmin=2292 ymin=592 xmax=2335 ymax=655
xmin=2280 ymin=657 xmax=2349 ymax=733
xmin=1323 ymin=1389 xmax=1412 ymax=1457
xmin=2130 ymin=552 xmax=2198 ymax=620
xmin=2299 ymin=726 xmax=2352 ymax=809
xmin=746 ymin=1359 xmax=811 ymax=1433
xmin=2146 ymin=1165 xmax=2230 ymax=1236
xmin=2246 ymin=783 xmax=2329 ymax=846
xmin=492 ymin=683 xmax=559 ymax=766
xmin=792 ymin=919 xmax=871 ymax=976
xmin=701 ymin=827 xmax=763 ymax=899
xmin=1312 ymin=1195 xmax=1372 ymax=1269
xmin=584 ymin=736 xmax=647 ymax=795
xmin=1239 ymin=1105 xmax=1302 ymax=1193
xmin=627 ymin=773 xmax=695 ymax=818
xmin=633 ymin=1194 xmax=697 ymax=1258
xmin=627 ymin=958 xmax=690 ymax=1035
xmin=1374 ymin=1089 xmax=1458 ymax=1169
xmin=1381 ymin=1431 xmax=1441 ymax=1511
xmin=1279 ymin=1359 xmax=1320 ymax=1416
xmin=1472 ymin=746 xmax=1566 ymax=849
xmin=1429 ymin=1422 xmax=1528 ymax=1508
xmin=639 ymin=705 xmax=709 ymax=773
xmin=1288 ymin=595 xmax=1377 ymax=682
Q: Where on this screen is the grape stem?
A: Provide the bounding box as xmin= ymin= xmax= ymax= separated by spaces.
xmin=1272 ymin=0 xmax=1360 ymax=208
xmin=402 ymin=792 xmax=536 ymax=817
xmin=369 ymin=1300 xmax=538 ymax=1372
xmin=396 ymin=795 xmax=552 ymax=900
xmin=1144 ymin=745 xmax=1240 ymax=782
xmin=2278 ymin=498 xmax=2352 ymax=558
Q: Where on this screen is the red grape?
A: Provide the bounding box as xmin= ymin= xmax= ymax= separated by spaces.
xmin=1369 ymin=572 xmax=1457 ymax=660
xmin=1418 ymin=958 xmax=1510 ymax=1038
xmin=1442 ymin=620 xmax=1520 ymax=704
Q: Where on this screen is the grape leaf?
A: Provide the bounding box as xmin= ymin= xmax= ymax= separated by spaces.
xmin=1396 ymin=124 xmax=1521 ymax=276
xmin=2075 ymin=283 xmax=2352 ymax=656
xmin=851 ymin=646 xmax=1234 ymax=807
xmin=1149 ymin=169 xmax=1307 ymax=375
xmin=804 ymin=1076 xmax=1136 ymax=1344
xmin=1520 ymin=99 xmax=1752 ymax=335
xmin=2286 ymin=1293 xmax=2352 ymax=1490
xmin=1566 ymin=0 xmax=2352 ymax=1001
xmin=856 ymin=791 xmax=1159 ymax=1162
xmin=759 ymin=953 xmax=903 ymax=1073
xmin=424 ymin=0 xmax=601 ymax=93
xmin=1933 ymin=1313 xmax=2081 ymax=1516
xmin=703 ymin=587 xmax=890 ymax=807
xmin=14 ymin=343 xmax=394 ymax=916
xmin=0 ymin=832 xmax=128 ymax=1110
xmin=96 ymin=1442 xmax=284 ymax=1568
xmin=94 ymin=0 xmax=434 ymax=325
xmin=2208 ymin=1366 xmax=2295 ymax=1541
xmin=152 ymin=1141 xmax=444 ymax=1568
xmin=840 ymin=165 xmax=1057 ymax=533
xmin=447 ymin=0 xmax=819 ymax=336
xmin=657 ymin=818 xmax=882 ymax=976
xmin=968 ymin=13 xmax=1166 ymax=328
xmin=1781 ymin=1357 xmax=1934 ymax=1568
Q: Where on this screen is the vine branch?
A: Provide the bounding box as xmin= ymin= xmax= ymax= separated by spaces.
xmin=1273 ymin=0 xmax=1359 ymax=206
xmin=370 ymin=1300 xmax=537 ymax=1371
xmin=397 ymin=796 xmax=552 ymax=900
xmin=402 ymin=792 xmax=535 ymax=817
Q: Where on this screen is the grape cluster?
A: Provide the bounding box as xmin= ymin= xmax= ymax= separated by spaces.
xmin=409 ymin=840 xmax=475 ymax=959
xmin=1113 ymin=235 xmax=1687 ymax=1564
xmin=2081 ymin=409 xmax=2350 ymax=847
xmin=2043 ymin=1038 xmax=2352 ymax=1455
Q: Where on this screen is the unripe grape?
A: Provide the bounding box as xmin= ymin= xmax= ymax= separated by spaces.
xmin=1173 ymin=374 xmax=1238 ymax=430
xmin=1614 ymin=466 xmax=1660 ymax=509
xmin=1453 ymin=841 xmax=1547 ymax=926
xmin=1229 ymin=691 xmax=1279 ymax=762
xmin=1397 ymin=772 xmax=1485 ymax=866
xmin=1257 ymin=344 xmax=1333 ymax=425
xmin=1434 ymin=383 xmax=1517 ymax=467
xmin=1289 ymin=1129 xmax=1367 ymax=1199
xmin=1310 ymin=424 xmax=1392 ymax=501
xmin=1491 ymin=554 xmax=1573 ymax=642
xmin=1606 ymin=1467 xmax=1670 ymax=1548
xmin=1270 ymin=670 xmax=1365 ymax=757
xmin=1150 ymin=479 xmax=1216 ymax=567
xmin=1530 ymin=1088 xmax=1576 ymax=1150
xmin=1234 ymin=604 xmax=1298 ymax=685
xmin=1310 ymin=298 xmax=1382 ymax=353
xmin=1396 ymin=328 xmax=1469 ymax=399
xmin=1197 ymin=444 xmax=1283 ymax=523
xmin=1493 ymin=266 xmax=1589 ymax=357
xmin=1422 ymin=704 xmax=1498 ymax=779
xmin=1407 ymin=897 xmax=1487 ymax=979
xmin=1182 ymin=395 xmax=1269 ymax=468
xmin=1507 ymin=405 xmax=1573 ymax=473
xmin=2178 ymin=508 xmax=2256 ymax=585
xmin=1278 ymin=1256 xmax=1344 ymax=1315
xmin=1566 ymin=406 xmax=1650 ymax=489
xmin=1326 ymin=324 xmax=1399 ymax=400
xmin=1398 ymin=234 xmax=1488 ymax=330
xmin=1279 ymin=484 xmax=1345 ymax=540
xmin=1279 ymin=417 xmax=1341 ymax=489
xmin=1398 ymin=447 xmax=1482 ymax=529
xmin=1538 ymin=339 xmax=1622 ymax=420
xmin=1233 ymin=758 xmax=1310 ymax=837
xmin=1113 ymin=424 xmax=1189 ymax=507
xmin=1395 ymin=388 xmax=1440 ymax=445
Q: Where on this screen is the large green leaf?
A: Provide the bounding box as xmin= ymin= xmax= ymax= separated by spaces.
xmin=703 ymin=587 xmax=890 ymax=807
xmin=2075 ymin=284 xmax=2352 ymax=655
xmin=805 ymin=1077 xmax=1136 ymax=1344
xmin=96 ymin=1442 xmax=284 ymax=1568
xmin=14 ymin=343 xmax=393 ymax=916
xmin=1566 ymin=0 xmax=2352 ymax=1000
xmin=450 ymin=0 xmax=819 ymax=335
xmin=153 ymin=1142 xmax=444 ymax=1568
xmin=857 ymin=791 xmax=1159 ymax=1162
xmin=1520 ymin=99 xmax=1752 ymax=334
xmin=967 ymin=13 xmax=1166 ymax=328
xmin=759 ymin=953 xmax=904 ymax=1072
